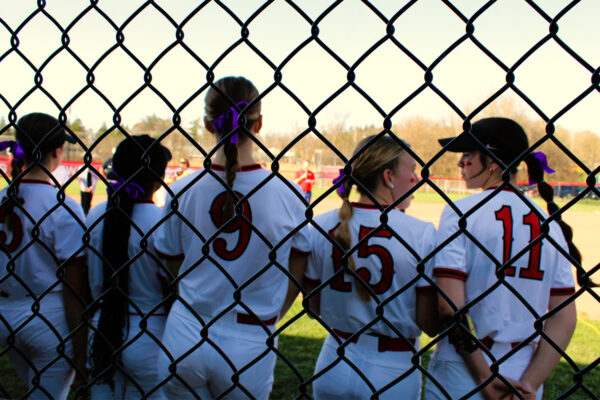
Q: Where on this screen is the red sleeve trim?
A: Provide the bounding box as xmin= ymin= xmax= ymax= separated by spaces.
xmin=416 ymin=285 xmax=434 ymax=293
xmin=550 ymin=287 xmax=576 ymax=296
xmin=303 ymin=275 xmax=321 ymax=286
xmin=433 ymin=268 xmax=468 ymax=281
xmin=154 ymin=247 xmax=185 ymax=261
xmin=291 ymin=247 xmax=310 ymax=256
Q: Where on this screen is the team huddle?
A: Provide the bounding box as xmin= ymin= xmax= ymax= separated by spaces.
xmin=0 ymin=76 xmax=579 ymax=400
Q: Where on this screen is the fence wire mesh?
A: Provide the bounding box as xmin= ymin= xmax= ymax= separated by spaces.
xmin=0 ymin=0 xmax=598 ymax=399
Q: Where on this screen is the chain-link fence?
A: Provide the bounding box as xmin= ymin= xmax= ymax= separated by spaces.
xmin=1 ymin=1 xmax=599 ymax=399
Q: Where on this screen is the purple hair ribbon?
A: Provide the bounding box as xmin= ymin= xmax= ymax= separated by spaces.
xmin=107 ymin=171 xmax=145 ymax=199
xmin=211 ymin=101 xmax=249 ymax=144
xmin=0 ymin=141 xmax=26 ymax=162
xmin=528 ymin=151 xmax=555 ymax=185
xmin=332 ymin=168 xmax=346 ymax=195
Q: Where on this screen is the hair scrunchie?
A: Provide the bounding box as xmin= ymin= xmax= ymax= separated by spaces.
xmin=212 ymin=101 xmax=249 ymax=144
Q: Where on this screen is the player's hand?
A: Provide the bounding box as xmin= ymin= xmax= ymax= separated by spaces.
xmin=481 ymin=376 xmax=520 ymax=400
xmin=508 ymin=380 xmax=537 ymax=400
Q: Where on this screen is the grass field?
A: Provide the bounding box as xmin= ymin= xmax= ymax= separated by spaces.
xmin=3 ymin=299 xmax=596 ymax=399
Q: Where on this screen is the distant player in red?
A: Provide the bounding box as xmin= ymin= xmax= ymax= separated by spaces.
xmin=425 ymin=118 xmax=578 ymax=400
xmin=155 ymin=76 xmax=309 ymax=399
xmin=295 ymin=160 xmax=315 ymax=203
xmin=305 ymin=135 xmax=440 ymax=399
xmin=0 ymin=113 xmax=87 ymax=399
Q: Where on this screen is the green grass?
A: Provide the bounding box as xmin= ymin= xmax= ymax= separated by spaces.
xmin=0 ymin=304 xmax=598 ymax=399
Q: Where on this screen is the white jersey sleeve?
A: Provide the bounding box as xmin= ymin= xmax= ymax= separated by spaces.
xmin=51 ymin=197 xmax=86 ymax=260
xmin=154 ymin=192 xmax=185 ymax=260
xmin=433 ymin=204 xmax=467 ymax=281
xmin=304 ymin=223 xmax=322 ymax=283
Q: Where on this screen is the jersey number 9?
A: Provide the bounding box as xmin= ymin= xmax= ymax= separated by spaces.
xmin=209 ymin=191 xmax=252 ymax=261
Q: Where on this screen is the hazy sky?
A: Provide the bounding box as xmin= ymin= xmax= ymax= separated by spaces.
xmin=0 ymin=0 xmax=598 ymax=136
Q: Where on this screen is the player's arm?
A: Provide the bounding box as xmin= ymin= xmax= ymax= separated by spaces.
xmin=510 ymin=295 xmax=576 ymax=400
xmin=437 ymin=276 xmax=517 ymax=399
xmin=280 ymin=252 xmax=308 ymax=319
xmin=62 ymin=256 xmax=91 ymax=386
xmin=416 ymin=288 xmax=441 ymax=337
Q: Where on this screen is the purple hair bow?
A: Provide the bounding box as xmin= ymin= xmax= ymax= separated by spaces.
xmin=0 ymin=141 xmax=26 ymax=162
xmin=332 ymin=168 xmax=346 ymax=195
xmin=107 ymin=171 xmax=145 ymax=199
xmin=212 ymin=101 xmax=249 ymax=144
xmin=528 ymin=151 xmax=555 ymax=185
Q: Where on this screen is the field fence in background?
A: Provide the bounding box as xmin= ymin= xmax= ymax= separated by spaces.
xmin=0 ymin=1 xmax=599 ymax=399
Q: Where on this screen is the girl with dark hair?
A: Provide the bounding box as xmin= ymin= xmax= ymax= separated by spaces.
xmin=425 ymin=118 xmax=578 ymax=399
xmin=155 ymin=76 xmax=309 ymax=399
xmin=86 ymin=134 xmax=171 ymax=399
xmin=304 ymin=135 xmax=439 ymax=399
xmin=0 ymin=112 xmax=88 ymax=399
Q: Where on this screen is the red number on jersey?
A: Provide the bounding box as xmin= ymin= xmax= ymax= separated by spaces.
xmin=0 ymin=198 xmax=25 ymax=253
xmin=356 ymin=226 xmax=394 ymax=294
xmin=328 ymin=223 xmax=351 ymax=292
xmin=495 ymin=205 xmax=544 ymax=280
xmin=328 ymin=224 xmax=395 ymax=294
xmin=209 ymin=191 xmax=252 ymax=261
xmin=494 ymin=206 xmax=516 ymax=276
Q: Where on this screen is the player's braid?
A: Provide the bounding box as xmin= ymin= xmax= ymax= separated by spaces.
xmin=222 ymin=140 xmax=239 ymax=221
xmin=525 ymin=155 xmax=585 ymax=285
xmin=335 ymin=180 xmax=371 ymax=302
xmin=204 ymin=76 xmax=261 ymax=222
xmin=91 ymin=192 xmax=134 ymax=385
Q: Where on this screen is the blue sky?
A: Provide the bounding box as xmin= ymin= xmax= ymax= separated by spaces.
xmin=0 ymin=0 xmax=598 ymax=136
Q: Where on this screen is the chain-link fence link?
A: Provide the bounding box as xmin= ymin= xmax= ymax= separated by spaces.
xmin=0 ymin=1 xmax=599 ymax=399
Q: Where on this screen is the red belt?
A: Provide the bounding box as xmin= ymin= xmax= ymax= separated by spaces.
xmin=332 ymin=328 xmax=416 ymax=352
xmin=480 ymin=336 xmax=520 ymax=351
xmin=236 ymin=313 xmax=277 ymax=326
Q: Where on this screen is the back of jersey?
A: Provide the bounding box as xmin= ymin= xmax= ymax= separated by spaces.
xmin=0 ymin=181 xmax=84 ymax=297
xmin=156 ymin=165 xmax=308 ymax=321
xmin=435 ymin=189 xmax=575 ymax=344
xmin=306 ymin=204 xmax=436 ymax=339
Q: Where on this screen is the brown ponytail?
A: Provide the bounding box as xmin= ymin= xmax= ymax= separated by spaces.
xmin=334 ymin=135 xmax=409 ymax=302
xmin=334 ymin=177 xmax=371 ymax=302
xmin=204 ymin=76 xmax=260 ymax=221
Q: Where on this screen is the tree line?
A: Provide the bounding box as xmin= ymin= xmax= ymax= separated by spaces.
xmin=1 ymin=106 xmax=598 ymax=183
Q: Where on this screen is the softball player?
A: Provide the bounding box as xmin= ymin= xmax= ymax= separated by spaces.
xmin=155 ymin=76 xmax=309 ymax=399
xmin=86 ymin=135 xmax=171 ymax=399
xmin=425 ymin=118 xmax=577 ymax=400
xmin=305 ymin=135 xmax=439 ymax=399
xmin=0 ymin=112 xmax=87 ymax=399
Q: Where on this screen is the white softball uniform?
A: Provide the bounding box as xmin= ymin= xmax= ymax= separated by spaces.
xmin=0 ymin=179 xmax=85 ymax=400
xmin=425 ymin=189 xmax=575 ymax=400
xmin=86 ymin=200 xmax=168 ymax=400
xmin=305 ymin=203 xmax=436 ymax=400
xmin=154 ymin=164 xmax=309 ymax=399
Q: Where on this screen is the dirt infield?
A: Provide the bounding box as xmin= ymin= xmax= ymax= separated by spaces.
xmin=85 ymin=194 xmax=599 ymax=320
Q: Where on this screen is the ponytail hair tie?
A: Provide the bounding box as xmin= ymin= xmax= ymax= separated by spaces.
xmin=0 ymin=141 xmax=26 ymax=162
xmin=332 ymin=168 xmax=346 ymax=195
xmin=212 ymin=101 xmax=249 ymax=144
xmin=107 ymin=171 xmax=145 ymax=199
xmin=528 ymin=151 xmax=555 ymax=185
